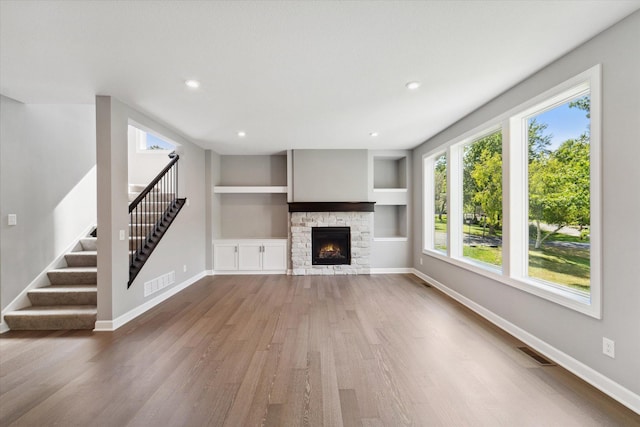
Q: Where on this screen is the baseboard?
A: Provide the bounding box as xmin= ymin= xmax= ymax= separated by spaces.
xmin=370 ymin=268 xmax=413 ymax=274
xmin=1 ymin=224 xmax=95 ymax=330
xmin=411 ymin=269 xmax=640 ymax=415
xmin=205 ymin=270 xmax=215 ymax=276
xmin=212 ymin=270 xmax=287 ymax=275
xmin=0 ymin=321 xmax=9 ymax=334
xmin=94 ymin=270 xmax=207 ymax=332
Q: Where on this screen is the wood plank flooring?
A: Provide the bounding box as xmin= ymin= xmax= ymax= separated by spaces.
xmin=1 ymin=274 xmax=638 ymax=426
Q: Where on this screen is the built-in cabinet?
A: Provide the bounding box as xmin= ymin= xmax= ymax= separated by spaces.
xmin=212 ymin=154 xmax=290 ymax=273
xmin=214 ymin=239 xmax=287 ymax=273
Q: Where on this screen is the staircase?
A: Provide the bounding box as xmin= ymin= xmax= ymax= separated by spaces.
xmin=128 ymin=153 xmax=185 ymax=287
xmin=4 ymin=236 xmax=97 ymax=330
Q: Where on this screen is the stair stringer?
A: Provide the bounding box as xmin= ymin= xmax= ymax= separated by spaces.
xmin=0 ymin=224 xmax=96 ymax=334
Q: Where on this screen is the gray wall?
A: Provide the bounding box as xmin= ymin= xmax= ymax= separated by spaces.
xmin=220 ymin=155 xmax=286 ymax=186
xmin=412 ymin=12 xmax=640 ymax=395
xmin=96 ymin=96 xmax=206 ymax=321
xmin=292 ymin=149 xmax=369 ymax=202
xmin=1 ymin=95 xmax=96 ymax=312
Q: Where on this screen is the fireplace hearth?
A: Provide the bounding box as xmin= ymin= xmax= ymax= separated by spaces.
xmin=312 ymin=227 xmax=351 ymax=265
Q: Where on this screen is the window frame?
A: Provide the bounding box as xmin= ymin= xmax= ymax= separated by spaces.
xmin=421 ymin=65 xmax=601 ymax=318
xmin=128 ymin=120 xmax=177 ymax=154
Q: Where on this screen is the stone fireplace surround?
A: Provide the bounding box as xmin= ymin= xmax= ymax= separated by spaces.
xmin=289 ymin=202 xmax=374 ymax=275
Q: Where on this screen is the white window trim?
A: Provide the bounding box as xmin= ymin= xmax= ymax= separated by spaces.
xmin=422 ymin=64 xmax=601 ymax=319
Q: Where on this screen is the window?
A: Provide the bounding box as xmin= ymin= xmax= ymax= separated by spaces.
xmin=462 ymin=129 xmax=502 ymax=268
xmin=434 ymin=153 xmax=447 ymax=253
xmin=526 ymin=94 xmax=591 ymax=293
xmin=422 ymin=65 xmax=601 ymax=318
xmin=129 ymin=124 xmax=176 ymax=153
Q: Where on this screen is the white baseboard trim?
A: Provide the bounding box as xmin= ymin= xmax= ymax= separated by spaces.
xmin=205 ymin=270 xmax=215 ymax=276
xmin=94 ymin=271 xmax=207 ymax=332
xmin=1 ymin=224 xmax=95 ymax=332
xmin=370 ymin=268 xmax=413 ymax=274
xmin=411 ymin=269 xmax=640 ymax=415
xmin=212 ymin=270 xmax=287 ymax=275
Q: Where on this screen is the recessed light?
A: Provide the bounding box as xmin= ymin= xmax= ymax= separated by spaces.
xmin=405 ymin=81 xmax=421 ymax=90
xmin=185 ymin=79 xmax=200 ymax=89
xmin=370 ymin=132 xmax=379 ymax=137
xmin=237 ymin=131 xmax=246 ymax=138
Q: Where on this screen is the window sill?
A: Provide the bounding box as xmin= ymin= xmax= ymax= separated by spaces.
xmin=421 ymin=249 xmax=599 ymax=319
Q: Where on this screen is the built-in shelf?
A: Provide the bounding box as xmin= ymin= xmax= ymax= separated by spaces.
xmin=373 ymin=236 xmax=408 ymax=242
xmin=214 ymin=186 xmax=288 ymax=194
xmin=374 ymin=204 xmax=407 ymax=239
xmin=373 ymin=188 xmax=408 ymax=205
xmin=372 ymin=188 xmax=407 ymax=192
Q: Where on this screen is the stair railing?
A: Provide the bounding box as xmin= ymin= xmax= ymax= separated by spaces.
xmin=128 ymin=152 xmax=182 ymax=287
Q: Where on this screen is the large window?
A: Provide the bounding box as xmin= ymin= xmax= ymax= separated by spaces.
xmin=526 ymin=95 xmax=591 ymax=293
xmin=462 ymin=130 xmax=502 ymax=268
xmin=422 ymin=66 xmax=600 ymax=317
xmin=434 ymin=153 xmax=447 ymax=253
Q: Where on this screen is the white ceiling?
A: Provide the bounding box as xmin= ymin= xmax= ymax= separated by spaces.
xmin=2 ymin=1 xmax=639 ymax=154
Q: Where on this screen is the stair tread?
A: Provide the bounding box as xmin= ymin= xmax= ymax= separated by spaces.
xmin=49 ymin=267 xmax=97 ymax=273
xmin=30 ymin=285 xmax=96 ymax=292
xmin=6 ymin=305 xmax=97 ymax=315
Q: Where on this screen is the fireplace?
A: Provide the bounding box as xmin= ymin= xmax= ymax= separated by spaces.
xmin=312 ymin=227 xmax=351 ymax=265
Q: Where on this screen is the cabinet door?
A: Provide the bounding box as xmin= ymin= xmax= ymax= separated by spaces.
xmin=238 ymin=243 xmax=262 ymax=271
xmin=262 ymin=242 xmax=287 ymax=271
xmin=214 ymin=244 xmax=238 ymax=271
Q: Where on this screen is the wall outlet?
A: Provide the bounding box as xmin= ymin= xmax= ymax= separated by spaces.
xmin=119 ymin=230 xmax=125 ymax=240
xmin=602 ymin=337 xmax=615 ymax=358
xmin=186 ymin=198 xmax=190 ymax=207
xmin=419 ymin=257 xmax=423 ymax=265
xmin=183 ymin=264 xmax=187 ymax=272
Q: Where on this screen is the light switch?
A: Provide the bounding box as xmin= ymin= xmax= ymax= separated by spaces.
xmin=8 ymin=214 xmax=17 ymax=226
xmin=119 ymin=230 xmax=125 ymax=240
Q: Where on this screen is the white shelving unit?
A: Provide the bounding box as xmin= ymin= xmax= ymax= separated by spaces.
xmin=213 ymin=186 xmax=288 ymax=194
xmin=213 ymin=155 xmax=289 ymax=272
xmin=371 ymin=154 xmax=409 ymax=241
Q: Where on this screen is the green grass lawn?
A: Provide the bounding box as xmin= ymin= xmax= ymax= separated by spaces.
xmin=434 ymin=215 xmax=590 ymax=292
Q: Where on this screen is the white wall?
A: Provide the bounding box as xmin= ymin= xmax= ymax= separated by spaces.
xmin=412 ymin=12 xmax=640 ymax=398
xmin=96 ymin=96 xmax=206 ymax=322
xmin=0 ymin=95 xmax=96 ymax=312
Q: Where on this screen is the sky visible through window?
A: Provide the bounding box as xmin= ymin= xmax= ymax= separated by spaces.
xmin=146 ymin=132 xmax=175 ymax=150
xmin=534 ymin=99 xmax=589 ymax=149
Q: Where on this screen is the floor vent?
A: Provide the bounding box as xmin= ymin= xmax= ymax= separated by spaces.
xmin=518 ymin=346 xmax=556 ymax=366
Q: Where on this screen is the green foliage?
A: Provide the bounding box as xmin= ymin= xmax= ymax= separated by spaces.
xmin=569 ymin=95 xmax=590 ymax=119
xmin=463 ymin=131 xmax=502 ymax=234
xmin=434 ymin=154 xmax=447 ymax=219
xmin=528 ymin=102 xmax=590 ymax=248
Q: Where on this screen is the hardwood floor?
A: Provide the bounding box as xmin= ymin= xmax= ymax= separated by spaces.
xmin=1 ymin=274 xmax=638 ymax=426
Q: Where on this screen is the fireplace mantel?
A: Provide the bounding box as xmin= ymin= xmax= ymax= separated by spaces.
xmin=288 ymin=202 xmax=375 ymax=213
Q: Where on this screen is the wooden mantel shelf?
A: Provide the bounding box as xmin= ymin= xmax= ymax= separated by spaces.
xmin=288 ymin=202 xmax=375 ymax=212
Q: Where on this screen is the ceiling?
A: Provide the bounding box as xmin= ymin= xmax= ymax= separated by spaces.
xmin=2 ymin=1 xmax=639 ymax=155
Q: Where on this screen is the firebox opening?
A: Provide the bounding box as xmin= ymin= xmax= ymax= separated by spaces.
xmin=312 ymin=227 xmax=351 ymax=265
